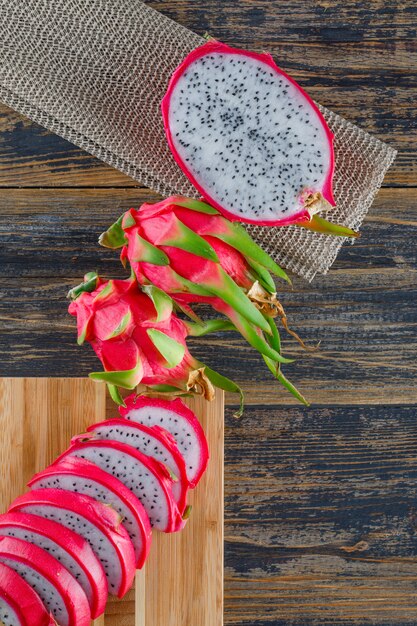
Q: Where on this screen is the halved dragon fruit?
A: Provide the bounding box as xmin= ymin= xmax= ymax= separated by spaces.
xmin=29 ymin=457 xmax=152 ymax=569
xmin=0 ymin=561 xmax=55 ymax=626
xmin=119 ymin=395 xmax=209 ymax=487
xmin=8 ymin=489 xmax=136 ymax=598
xmin=85 ymin=419 xmax=189 ymax=513
xmin=0 ymin=512 xmax=107 ymax=619
xmin=54 ymin=439 xmax=184 ymax=532
xmin=162 ymin=40 xmax=337 ymax=228
xmin=0 ymin=536 xmax=90 ymax=626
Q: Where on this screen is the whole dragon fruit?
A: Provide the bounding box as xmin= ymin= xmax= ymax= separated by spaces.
xmin=99 ymin=196 xmax=309 ymax=404
xmin=161 ymin=40 xmax=358 ymax=238
xmin=68 ymin=272 xmax=241 ymax=408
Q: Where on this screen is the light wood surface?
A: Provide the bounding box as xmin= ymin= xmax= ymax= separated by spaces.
xmin=0 ymin=378 xmax=224 ymax=626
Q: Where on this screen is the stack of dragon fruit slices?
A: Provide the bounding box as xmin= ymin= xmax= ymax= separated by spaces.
xmin=0 ymin=395 xmax=208 ymax=625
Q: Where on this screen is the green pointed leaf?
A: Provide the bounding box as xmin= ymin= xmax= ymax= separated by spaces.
xmin=296 ymin=215 xmax=360 ymax=238
xmin=77 ymin=320 xmax=90 ymax=346
xmin=246 ymin=258 xmax=277 ymax=293
xmin=94 ymin=280 xmax=114 ymax=302
xmin=68 ymin=272 xmax=99 ymax=300
xmin=213 ymin=221 xmax=290 ymax=283
xmin=162 ymin=217 xmax=219 ymax=262
xmin=132 ymin=234 xmax=170 ymax=265
xmin=265 ymin=315 xmax=281 ymax=355
xmin=89 ymin=360 xmax=143 ymax=389
xmin=99 ymin=215 xmax=127 ymax=249
xmin=186 ymin=319 xmax=235 ymax=337
xmin=107 ymin=384 xmax=126 ymax=407
xmin=173 ymin=197 xmax=219 ymax=215
xmin=122 ymin=212 xmax=137 ymax=228
xmin=209 ymin=267 xmax=272 ymax=334
xmin=142 ymin=285 xmax=173 ymax=322
xmin=199 ymin=363 xmax=245 ymax=418
xmin=168 ymin=266 xmax=271 ymax=335
xmin=147 ymin=329 xmax=185 ymax=369
xmin=105 ymin=310 xmax=132 ymax=340
xmin=229 ymin=309 xmax=292 ymax=364
xmin=263 ymin=356 xmax=310 ymax=406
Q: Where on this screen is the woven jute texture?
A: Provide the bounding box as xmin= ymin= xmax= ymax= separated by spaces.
xmin=0 ymin=0 xmax=397 ymax=280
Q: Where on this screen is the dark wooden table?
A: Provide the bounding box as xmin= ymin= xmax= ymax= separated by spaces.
xmin=0 ymin=2 xmax=416 ymax=624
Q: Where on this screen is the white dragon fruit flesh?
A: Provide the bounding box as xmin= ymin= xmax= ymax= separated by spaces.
xmin=0 ymin=561 xmax=55 ymax=626
xmin=29 ymin=457 xmax=152 ymax=569
xmin=55 ymin=438 xmax=184 ymax=532
xmin=0 ymin=536 xmax=90 ymax=626
xmin=162 ymin=40 xmax=335 ymax=227
xmin=0 ymin=512 xmax=107 ymax=619
xmin=8 ymin=489 xmax=136 ymax=599
xmin=120 ymin=395 xmax=209 ymax=488
xmin=85 ymin=419 xmax=189 ymax=514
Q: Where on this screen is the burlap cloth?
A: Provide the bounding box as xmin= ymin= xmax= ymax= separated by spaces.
xmin=0 ymin=0 xmax=396 ymax=280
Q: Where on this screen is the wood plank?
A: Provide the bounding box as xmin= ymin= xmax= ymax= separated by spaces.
xmin=0 ymin=378 xmax=106 ymax=510
xmin=148 ymin=0 xmax=417 ymax=43
xmin=223 ymin=403 xmax=417 ymax=624
xmin=0 ymin=188 xmax=415 ymax=406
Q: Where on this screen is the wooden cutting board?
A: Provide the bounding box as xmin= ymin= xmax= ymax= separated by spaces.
xmin=0 ymin=378 xmax=224 ymax=626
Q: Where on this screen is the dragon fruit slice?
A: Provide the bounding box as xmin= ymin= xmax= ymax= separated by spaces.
xmin=85 ymin=419 xmax=189 ymax=513
xmin=29 ymin=457 xmax=152 ymax=569
xmin=0 ymin=562 xmax=55 ymax=626
xmin=0 ymin=536 xmax=90 ymax=626
xmin=8 ymin=489 xmax=136 ymax=598
xmin=162 ymin=40 xmax=346 ymax=231
xmin=55 ymin=439 xmax=185 ymax=532
xmin=120 ymin=394 xmax=209 ymax=488
xmin=0 ymin=512 xmax=107 ymax=619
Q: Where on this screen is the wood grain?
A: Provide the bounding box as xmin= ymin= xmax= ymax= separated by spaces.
xmin=0 ymin=378 xmax=106 ymax=509
xmin=0 ymin=0 xmax=416 ymax=624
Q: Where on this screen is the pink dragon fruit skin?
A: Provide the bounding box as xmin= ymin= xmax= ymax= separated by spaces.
xmin=54 ymin=438 xmax=186 ymax=533
xmin=0 ymin=561 xmax=56 ymax=626
xmin=0 ymin=512 xmax=107 ymax=619
xmin=8 ymin=489 xmax=136 ymax=599
xmin=0 ymin=536 xmax=91 ymax=626
xmin=68 ymin=273 xmax=240 ymax=405
xmin=161 ymin=40 xmax=336 ymax=228
xmin=85 ymin=419 xmax=190 ymax=514
xmin=29 ymin=457 xmax=152 ymax=569
xmin=119 ymin=394 xmax=209 ymax=488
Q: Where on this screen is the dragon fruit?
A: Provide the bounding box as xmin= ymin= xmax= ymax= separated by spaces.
xmin=0 ymin=512 xmax=107 ymax=619
xmin=29 ymin=457 xmax=152 ymax=569
xmin=0 ymin=562 xmax=56 ymax=626
xmin=119 ymin=395 xmax=209 ymax=488
xmin=161 ymin=40 xmax=358 ymax=238
xmin=85 ymin=419 xmax=189 ymax=514
xmin=9 ymin=489 xmax=136 ymax=599
xmin=68 ymin=272 xmax=242 ymax=408
xmin=55 ymin=438 xmax=185 ymax=532
xmin=99 ymin=197 xmax=309 ymax=405
xmin=0 ymin=536 xmax=90 ymax=626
